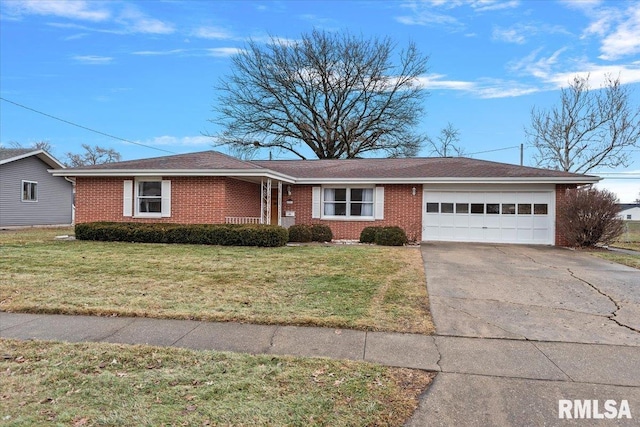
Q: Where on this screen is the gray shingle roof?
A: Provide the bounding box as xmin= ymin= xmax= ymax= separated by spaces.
xmin=0 ymin=148 xmax=34 ymax=162
xmin=72 ymin=150 xmax=265 ymax=170
xmin=58 ymin=150 xmax=598 ymax=182
xmin=0 ymin=148 xmax=65 ymax=169
xmin=254 ymin=156 xmax=595 ymax=180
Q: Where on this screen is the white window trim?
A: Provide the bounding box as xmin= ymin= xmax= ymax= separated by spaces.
xmin=21 ymin=180 xmax=38 ymax=202
xmin=134 ymin=177 xmax=163 ymax=218
xmin=320 ymin=185 xmax=376 ymax=221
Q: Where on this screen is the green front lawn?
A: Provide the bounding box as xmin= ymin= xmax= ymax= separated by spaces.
xmin=0 ymin=339 xmax=434 ymax=426
xmin=613 ymin=220 xmax=640 ymax=252
xmin=0 ymin=227 xmax=434 ymax=334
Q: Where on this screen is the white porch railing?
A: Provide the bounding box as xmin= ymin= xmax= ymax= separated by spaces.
xmin=225 ymin=217 xmax=262 ymax=225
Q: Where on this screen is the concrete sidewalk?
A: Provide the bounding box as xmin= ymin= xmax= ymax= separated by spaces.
xmin=3 ymin=312 xmax=640 ymax=387
xmin=0 ymin=312 xmax=440 ymax=371
xmin=3 ymin=312 xmax=640 ymax=425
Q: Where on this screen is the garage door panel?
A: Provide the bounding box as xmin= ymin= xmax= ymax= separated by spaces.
xmin=423 ymin=190 xmax=554 ymax=245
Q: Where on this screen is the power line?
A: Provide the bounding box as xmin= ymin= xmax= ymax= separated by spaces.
xmin=467 ymin=145 xmax=520 ymax=156
xmin=0 ymin=97 xmax=177 ymax=155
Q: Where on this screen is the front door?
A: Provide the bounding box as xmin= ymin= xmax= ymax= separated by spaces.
xmin=271 ymin=189 xmax=279 ymax=225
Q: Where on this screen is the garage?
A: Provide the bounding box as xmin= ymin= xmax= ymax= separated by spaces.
xmin=422 ymin=187 xmax=555 ymax=245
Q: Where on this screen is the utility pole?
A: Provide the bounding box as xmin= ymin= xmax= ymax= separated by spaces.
xmin=520 ymin=143 xmax=524 ymax=166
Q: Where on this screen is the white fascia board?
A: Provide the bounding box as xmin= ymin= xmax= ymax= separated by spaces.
xmin=49 ymin=168 xmax=297 ymax=183
xmin=293 ymin=176 xmax=601 ymax=185
xmin=1 ymin=150 xmax=66 ymax=169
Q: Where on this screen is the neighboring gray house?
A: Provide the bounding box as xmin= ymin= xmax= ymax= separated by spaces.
xmin=618 ymin=204 xmax=640 ymax=221
xmin=0 ymin=149 xmax=73 ymax=227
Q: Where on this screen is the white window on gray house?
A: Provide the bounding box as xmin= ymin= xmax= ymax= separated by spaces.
xmin=22 ymin=180 xmax=37 ymax=202
xmin=123 ymin=179 xmax=171 ymax=218
xmin=628 ymin=214 xmax=633 ymax=220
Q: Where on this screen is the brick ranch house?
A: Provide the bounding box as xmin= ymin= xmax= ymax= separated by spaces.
xmin=51 ymin=150 xmax=600 ymax=245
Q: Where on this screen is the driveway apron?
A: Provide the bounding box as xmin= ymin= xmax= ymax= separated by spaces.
xmin=408 ymin=243 xmax=640 ymax=427
xmin=422 ymin=242 xmax=640 ymax=345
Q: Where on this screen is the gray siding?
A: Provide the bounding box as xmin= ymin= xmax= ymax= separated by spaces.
xmin=0 ymin=156 xmax=73 ymax=226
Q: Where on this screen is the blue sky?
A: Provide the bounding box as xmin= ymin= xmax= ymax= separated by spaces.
xmin=1 ymin=0 xmax=639 ymax=201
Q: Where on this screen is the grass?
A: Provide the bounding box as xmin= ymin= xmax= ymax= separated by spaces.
xmin=589 ymin=221 xmax=640 ymax=270
xmin=0 ymin=227 xmax=434 ymax=334
xmin=0 ymin=339 xmax=434 ymax=426
xmin=612 ymin=220 xmax=640 ymax=251
xmin=590 ymin=251 xmax=640 ymax=270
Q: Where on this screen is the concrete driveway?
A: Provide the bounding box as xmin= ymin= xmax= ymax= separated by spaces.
xmin=407 ymin=243 xmax=640 ymax=426
xmin=422 ymin=242 xmax=640 ymax=345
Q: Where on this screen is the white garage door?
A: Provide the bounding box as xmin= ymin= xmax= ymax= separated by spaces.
xmin=422 ymin=190 xmax=554 ymax=245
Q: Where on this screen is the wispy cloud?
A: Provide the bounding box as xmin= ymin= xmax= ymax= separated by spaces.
xmin=569 ymin=0 xmax=640 ymax=60
xmin=493 ymin=23 xmax=569 ymax=44
xmin=192 ymin=26 xmax=234 ymax=40
xmin=508 ymin=46 xmax=640 ymax=88
xmin=396 ymin=0 xmax=519 ymax=28
xmin=416 ymin=73 xmax=538 ymax=98
xmin=116 ymin=5 xmax=174 ymax=35
xmin=417 ymin=74 xmax=475 ymax=90
xmin=8 ymin=0 xmax=174 ymax=35
xmin=132 ymin=49 xmax=187 ymax=56
xmin=207 ymin=47 xmax=243 ymax=57
xmin=5 ymin=0 xmax=110 ymax=22
xmin=471 ymin=0 xmax=519 ymax=12
xmin=508 ymin=48 xmax=568 ymax=79
xmin=598 ymin=5 xmax=640 ymax=60
xmin=73 ymin=55 xmax=113 ymax=65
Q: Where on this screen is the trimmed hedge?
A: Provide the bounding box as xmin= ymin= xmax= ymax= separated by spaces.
xmin=75 ymin=222 xmax=289 ymax=247
xmin=311 ymin=224 xmax=333 ymax=242
xmin=288 ymin=224 xmax=334 ymax=243
xmin=288 ymin=224 xmax=313 ymax=242
xmin=359 ymin=226 xmax=383 ymax=244
xmin=375 ymin=226 xmax=408 ymax=246
xmin=359 ymin=225 xmax=408 ymax=246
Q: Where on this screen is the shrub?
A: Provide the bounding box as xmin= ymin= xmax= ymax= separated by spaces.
xmin=310 ymin=224 xmax=333 ymax=242
xmin=557 ymin=187 xmax=624 ymax=247
xmin=360 ymin=226 xmax=382 ymax=244
xmin=287 ymin=224 xmax=313 ymax=242
xmin=75 ymin=222 xmax=288 ymax=247
xmin=374 ymin=226 xmax=408 ymax=246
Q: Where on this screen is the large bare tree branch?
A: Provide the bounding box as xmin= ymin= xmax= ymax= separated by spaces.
xmin=526 ymin=74 xmax=640 ymax=173
xmin=208 ymin=29 xmax=429 ymax=159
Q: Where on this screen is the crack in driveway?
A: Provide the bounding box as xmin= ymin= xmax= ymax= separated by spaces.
xmin=568 ymin=268 xmax=640 ymax=334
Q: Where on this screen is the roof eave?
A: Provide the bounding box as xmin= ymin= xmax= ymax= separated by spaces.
xmin=293 ymin=176 xmax=601 ymax=185
xmin=49 ymin=168 xmax=297 ymax=183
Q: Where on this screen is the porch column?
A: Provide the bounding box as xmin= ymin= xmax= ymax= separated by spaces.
xmin=261 ymin=179 xmax=272 ymax=224
xmin=277 ymin=181 xmax=283 ymax=226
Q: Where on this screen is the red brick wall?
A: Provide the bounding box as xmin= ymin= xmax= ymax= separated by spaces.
xmin=75 ymin=177 xmax=125 ymax=224
xmin=286 ymin=184 xmax=423 ymax=240
xmin=75 ymin=176 xmax=261 ymax=224
xmin=224 ymin=179 xmax=261 ymax=217
xmin=555 ymin=183 xmax=577 ymax=246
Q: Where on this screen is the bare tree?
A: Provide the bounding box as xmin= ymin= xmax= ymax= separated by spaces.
xmin=66 ymin=144 xmax=121 ymax=167
xmin=427 ymin=122 xmax=465 ymax=157
xmin=526 ymin=74 xmax=640 ymax=173
xmin=209 ymin=29 xmax=430 ymax=159
xmin=3 ymin=140 xmax=53 ymax=152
